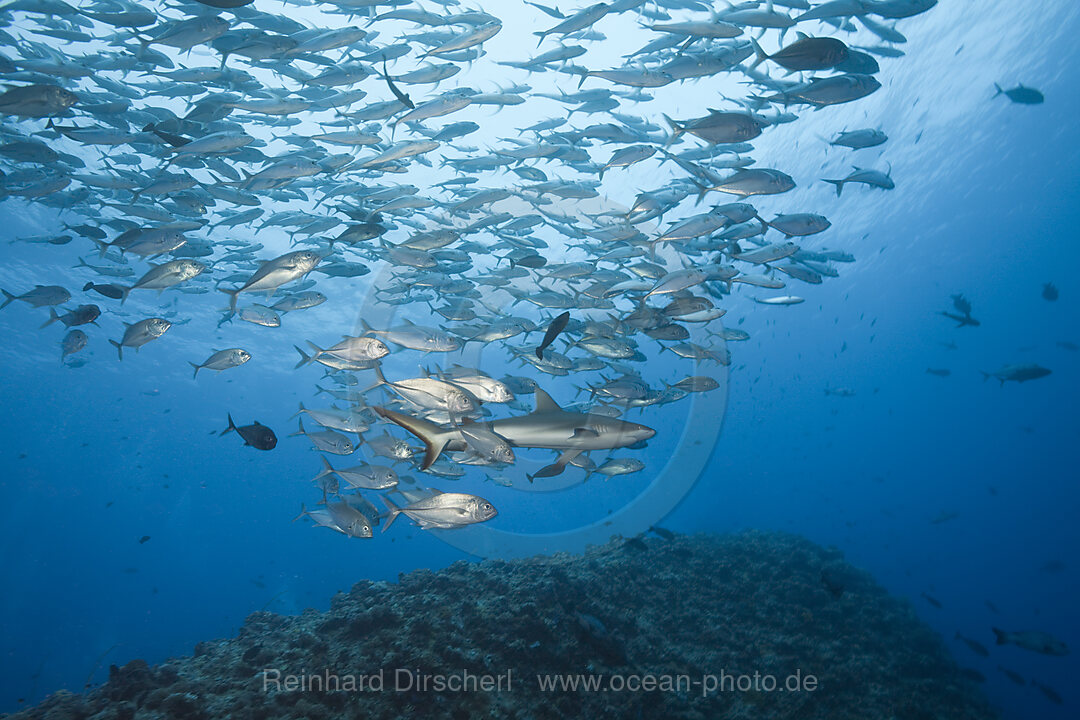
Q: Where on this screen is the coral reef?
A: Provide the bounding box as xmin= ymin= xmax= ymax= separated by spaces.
xmin=3 ymin=531 xmax=996 ymax=720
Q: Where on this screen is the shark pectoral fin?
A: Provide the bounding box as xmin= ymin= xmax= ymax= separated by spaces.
xmin=528 ymin=462 xmax=567 ymax=481
xmin=528 ymin=447 xmax=584 ymax=482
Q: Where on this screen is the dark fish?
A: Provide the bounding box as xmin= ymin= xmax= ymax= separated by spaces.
xmin=380 ymin=57 xmax=414 ymax=110
xmin=1031 ymin=680 xmax=1063 ymax=705
xmin=954 ymin=632 xmax=989 ymax=657
xmin=752 ymin=35 xmax=849 ymax=71
xmin=536 ymin=310 xmax=570 ymax=359
xmin=649 ymin=526 xmax=675 ymax=540
xmin=220 ymin=413 xmax=277 ymax=450
xmin=997 ymin=665 xmax=1026 ymax=686
xmin=1042 ymin=282 xmax=1058 ymax=301
xmin=41 ymin=304 xmax=101 ymax=329
xmin=83 ymin=281 xmax=125 ymax=300
xmin=141 ymin=122 xmax=188 ymax=148
xmin=925 ymin=368 xmax=951 ymax=377
xmin=921 ymin=592 xmax=942 ymax=608
xmin=992 ymin=627 xmax=1069 ymax=655
xmin=951 ymin=293 xmax=972 ymax=314
xmin=61 ymin=329 xmax=88 ymax=360
xmin=833 ymin=49 xmax=879 ymax=75
xmin=138 ymin=535 xmax=151 ymax=544
xmin=980 ymin=364 xmax=1051 ymax=386
xmin=939 ymin=311 xmax=979 ymax=327
xmin=994 ymin=83 xmax=1044 ymax=104
xmin=2 ymin=285 xmax=70 ymax=309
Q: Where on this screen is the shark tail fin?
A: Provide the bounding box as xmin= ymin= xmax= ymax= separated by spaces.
xmin=373 ymin=406 xmax=451 ymax=470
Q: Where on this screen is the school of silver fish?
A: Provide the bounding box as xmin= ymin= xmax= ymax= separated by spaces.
xmin=0 ymin=0 xmax=936 ymax=538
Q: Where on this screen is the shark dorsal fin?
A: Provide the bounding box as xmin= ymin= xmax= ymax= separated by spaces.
xmin=533 ymin=388 xmax=562 ymax=413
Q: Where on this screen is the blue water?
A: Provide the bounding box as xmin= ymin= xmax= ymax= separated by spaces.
xmin=1 ymin=1 xmax=1078 ymax=718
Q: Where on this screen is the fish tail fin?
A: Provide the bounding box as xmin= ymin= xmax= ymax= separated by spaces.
xmin=823 ymin=179 xmax=843 ymax=197
xmin=293 ymin=344 xmax=313 ymax=369
xmin=189 ymin=361 xmax=201 ymax=379
xmin=109 ymin=339 xmax=123 ymax=360
xmin=0 ymin=289 xmax=15 ymax=310
xmin=363 ymin=362 xmax=389 ymax=394
xmin=39 ymin=307 xmax=60 ymax=328
xmin=292 ymin=503 xmax=310 ymax=523
xmin=373 ymin=406 xmax=452 ymax=471
xmin=993 ymin=83 xmax=1003 ymax=98
xmin=979 ymin=371 xmax=990 ymax=382
xmin=749 ymin=37 xmax=768 ymax=69
xmin=992 ymin=627 xmax=1007 ymax=645
xmin=290 ymin=401 xmax=306 ymax=419
xmin=118 ymin=285 xmax=132 ymax=304
xmin=661 ymin=114 xmax=682 ymax=146
xmin=312 ymin=455 xmax=335 ymax=483
xmin=289 ymin=417 xmax=306 ymax=437
xmin=218 ymin=286 xmax=239 ymax=312
xmin=220 ymin=413 xmax=237 ymax=436
xmin=380 ymin=495 xmax=402 ymax=533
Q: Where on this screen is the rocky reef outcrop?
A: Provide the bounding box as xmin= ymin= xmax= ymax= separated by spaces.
xmin=3 ymin=531 xmax=996 ymax=719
